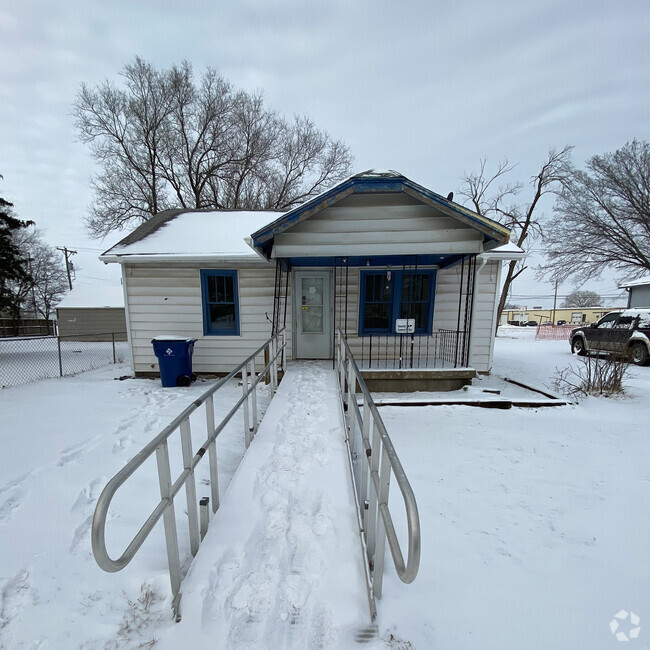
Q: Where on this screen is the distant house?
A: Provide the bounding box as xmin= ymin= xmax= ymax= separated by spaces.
xmin=100 ymin=171 xmax=524 ymax=387
xmin=56 ymin=282 xmax=126 ymax=340
xmin=619 ymin=275 xmax=650 ymax=308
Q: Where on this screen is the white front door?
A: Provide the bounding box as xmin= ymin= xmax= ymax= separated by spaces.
xmin=294 ymin=271 xmax=332 ymax=359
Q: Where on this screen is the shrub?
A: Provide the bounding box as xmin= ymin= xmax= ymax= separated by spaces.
xmin=553 ymin=354 xmax=630 ymax=398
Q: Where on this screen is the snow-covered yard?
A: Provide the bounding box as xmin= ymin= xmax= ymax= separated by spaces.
xmin=0 ymin=327 xmax=648 ymax=649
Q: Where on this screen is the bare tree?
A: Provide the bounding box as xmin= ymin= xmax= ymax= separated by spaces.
xmin=74 ymin=58 xmax=352 ymax=238
xmin=561 ymin=289 xmax=602 ymax=308
xmin=11 ymin=228 xmax=68 ymax=322
xmin=541 ymin=140 xmax=650 ymax=284
xmin=458 ymin=146 xmax=573 ymax=331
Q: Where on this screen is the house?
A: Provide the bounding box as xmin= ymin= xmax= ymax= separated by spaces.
xmin=55 ymin=281 xmax=126 ymax=341
xmin=619 ymin=275 xmax=650 ymax=308
xmin=100 ymin=171 xmax=523 ymax=389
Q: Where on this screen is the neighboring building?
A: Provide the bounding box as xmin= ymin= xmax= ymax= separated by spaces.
xmin=619 ymin=275 xmax=650 ymax=308
xmin=100 ymin=171 xmax=524 ymax=385
xmin=500 ymin=307 xmax=627 ymax=326
xmin=56 ymin=282 xmax=126 ymax=340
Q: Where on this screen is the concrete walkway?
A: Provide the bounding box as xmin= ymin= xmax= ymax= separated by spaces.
xmin=157 ymin=362 xmax=374 ymax=649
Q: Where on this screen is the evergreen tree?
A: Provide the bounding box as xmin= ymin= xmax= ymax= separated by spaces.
xmin=0 ymin=176 xmax=34 ymax=317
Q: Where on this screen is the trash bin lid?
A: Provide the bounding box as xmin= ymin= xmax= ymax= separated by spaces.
xmin=151 ymin=336 xmax=197 ymax=342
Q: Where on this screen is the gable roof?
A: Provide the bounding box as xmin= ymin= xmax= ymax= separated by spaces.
xmin=250 ymin=170 xmax=510 ymax=260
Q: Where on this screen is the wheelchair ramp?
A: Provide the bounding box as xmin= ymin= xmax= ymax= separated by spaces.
xmin=157 ymin=362 xmax=373 ymax=649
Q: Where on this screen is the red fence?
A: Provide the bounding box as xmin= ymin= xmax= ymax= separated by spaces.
xmin=535 ymin=324 xmax=575 ymax=340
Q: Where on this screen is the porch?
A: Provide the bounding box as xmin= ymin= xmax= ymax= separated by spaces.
xmin=269 ymin=255 xmax=480 ymax=390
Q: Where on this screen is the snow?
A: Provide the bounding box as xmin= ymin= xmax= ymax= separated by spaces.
xmin=0 ymin=326 xmax=649 ymax=648
xmin=55 ymin=283 xmax=124 ymax=309
xmin=103 ymin=211 xmax=281 ymax=259
xmin=619 ymin=274 xmax=650 ymax=289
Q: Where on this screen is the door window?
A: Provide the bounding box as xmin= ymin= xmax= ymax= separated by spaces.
xmin=301 ymin=277 xmax=324 ymax=333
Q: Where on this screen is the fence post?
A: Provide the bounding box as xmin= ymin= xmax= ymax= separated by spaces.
xmin=112 ymin=332 xmax=116 ymax=364
xmin=57 ymin=336 xmax=63 ymax=377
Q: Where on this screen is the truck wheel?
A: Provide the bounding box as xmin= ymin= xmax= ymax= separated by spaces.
xmin=571 ymin=337 xmax=587 ymax=356
xmin=628 ymin=342 xmax=649 ymax=366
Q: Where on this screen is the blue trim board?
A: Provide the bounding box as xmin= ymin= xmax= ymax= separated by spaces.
xmin=284 ymin=254 xmax=466 ymax=269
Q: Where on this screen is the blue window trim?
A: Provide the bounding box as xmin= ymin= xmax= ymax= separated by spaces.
xmin=358 ymin=269 xmax=436 ymax=335
xmin=200 ymin=269 xmax=240 ymax=336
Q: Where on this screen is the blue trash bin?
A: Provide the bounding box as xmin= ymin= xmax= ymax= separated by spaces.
xmin=152 ymin=337 xmax=197 ymax=387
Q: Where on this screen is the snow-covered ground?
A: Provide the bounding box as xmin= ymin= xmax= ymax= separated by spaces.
xmin=0 ymin=337 xmax=130 ymax=388
xmin=0 ymin=326 xmax=648 ymax=649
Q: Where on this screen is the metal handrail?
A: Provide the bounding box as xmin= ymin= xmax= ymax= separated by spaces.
xmin=91 ymin=328 xmax=286 ymax=620
xmin=336 ymin=330 xmax=420 ymax=614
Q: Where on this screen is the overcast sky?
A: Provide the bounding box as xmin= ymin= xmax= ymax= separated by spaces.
xmin=2 ymin=0 xmax=649 ymax=305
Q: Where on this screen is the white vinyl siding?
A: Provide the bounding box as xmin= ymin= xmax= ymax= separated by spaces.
xmin=124 ymin=262 xmax=289 ymax=375
xmin=431 ymin=262 xmax=499 ymax=372
xmin=272 ymin=193 xmax=484 ymax=258
xmin=124 ymin=259 xmax=498 ymax=376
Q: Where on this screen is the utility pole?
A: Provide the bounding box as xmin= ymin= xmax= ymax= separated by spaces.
xmin=552 ymin=281 xmax=558 ymax=326
xmin=56 ymin=246 xmax=77 ymax=290
xmin=27 ymin=257 xmax=37 ymax=316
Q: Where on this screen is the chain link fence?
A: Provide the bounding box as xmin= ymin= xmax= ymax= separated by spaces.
xmin=0 ymin=332 xmax=131 ymax=389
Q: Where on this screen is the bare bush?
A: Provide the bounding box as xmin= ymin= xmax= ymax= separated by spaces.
xmin=553 ymin=354 xmax=630 ymax=398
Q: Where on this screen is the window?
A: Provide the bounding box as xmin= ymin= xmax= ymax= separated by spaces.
xmin=596 ymin=313 xmax=619 ymax=329
xmin=200 ymin=270 xmax=240 ymax=335
xmin=359 ymin=269 xmax=436 ymax=335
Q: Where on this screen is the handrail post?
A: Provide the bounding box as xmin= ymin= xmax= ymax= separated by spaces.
xmin=156 ymin=441 xmax=182 ymax=618
xmin=366 ymin=420 xmax=380 ymax=564
xmin=242 ymin=364 xmax=251 ymax=448
xmin=373 ymin=447 xmax=392 ymax=598
xmin=347 ymin=354 xmax=355 ymax=416
xmin=205 ymin=395 xmax=220 ymax=514
xmin=249 ymin=359 xmax=258 ymax=437
xmin=360 ymin=397 xmax=371 ymax=529
xmin=180 ymin=419 xmax=200 ymax=557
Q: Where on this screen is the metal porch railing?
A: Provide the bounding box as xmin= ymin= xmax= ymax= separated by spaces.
xmin=353 ymin=329 xmax=468 ymax=370
xmin=91 ymin=328 xmax=286 ymax=620
xmin=336 ymin=330 xmax=421 ymax=619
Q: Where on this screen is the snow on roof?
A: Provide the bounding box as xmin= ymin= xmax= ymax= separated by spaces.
xmin=102 ymin=210 xmax=282 ymax=260
xmin=478 ymin=242 xmax=526 ymax=260
xmin=619 ymin=274 xmax=650 ymax=289
xmin=56 ymin=282 xmax=124 ymax=309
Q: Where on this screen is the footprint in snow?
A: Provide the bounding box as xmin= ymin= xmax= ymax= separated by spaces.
xmin=0 ymin=472 xmax=32 ymax=524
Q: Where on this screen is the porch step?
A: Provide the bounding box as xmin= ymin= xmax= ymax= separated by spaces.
xmin=361 ymin=367 xmax=476 ymax=392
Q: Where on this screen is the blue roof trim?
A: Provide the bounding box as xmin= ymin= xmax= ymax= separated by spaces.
xmin=285 ymin=253 xmax=467 ymax=269
xmin=250 ymin=173 xmax=509 ymax=259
